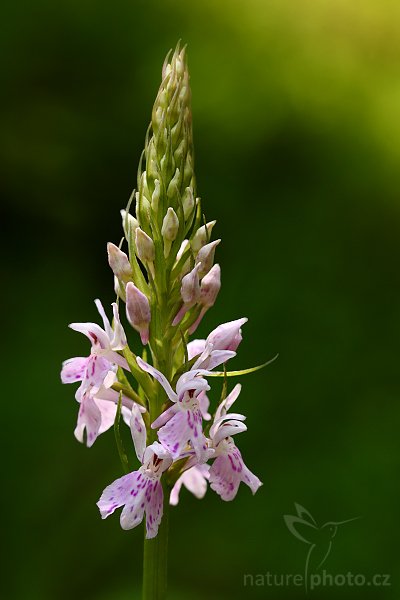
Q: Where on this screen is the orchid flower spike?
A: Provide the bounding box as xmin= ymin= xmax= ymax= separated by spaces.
xmin=97 ymin=441 xmax=172 ymax=538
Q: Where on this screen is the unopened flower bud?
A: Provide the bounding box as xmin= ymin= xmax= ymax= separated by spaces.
xmin=161 ymin=207 xmax=179 ymax=257
xmin=188 ymin=264 xmax=221 ymax=334
xmin=191 ymin=220 xmax=217 ymax=253
xmin=135 ymin=228 xmax=155 ymax=277
xmin=195 ymin=239 xmax=220 ymax=277
xmin=126 ymin=282 xmax=151 ymax=345
xmin=172 ymin=263 xmax=201 ymax=326
xmin=151 ymin=179 xmax=161 ymax=213
xmin=120 ymin=210 xmax=139 ymax=241
xmin=107 ymin=242 xmax=132 ymax=282
xmin=182 ymin=187 xmax=194 ymax=220
xmin=167 ymin=168 xmax=181 ymax=200
xmin=207 ymin=318 xmax=248 ymax=352
xmin=181 ymin=262 xmax=201 ymax=305
xmin=176 ymin=239 xmax=191 ymax=276
xmin=200 ymin=264 xmax=221 ymax=307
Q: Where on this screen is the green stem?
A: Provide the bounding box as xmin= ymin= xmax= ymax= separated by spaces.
xmin=142 ymin=481 xmax=169 ymax=600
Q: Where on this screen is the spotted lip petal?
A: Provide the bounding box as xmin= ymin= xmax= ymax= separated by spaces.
xmin=209 ymin=443 xmax=262 ymax=501
xmin=97 ymin=442 xmax=173 ymax=538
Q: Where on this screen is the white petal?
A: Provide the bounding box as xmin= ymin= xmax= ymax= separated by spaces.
xmin=69 ymin=322 xmax=110 ymax=349
xmin=136 ymin=357 xmax=177 ymax=402
xmin=97 ymin=471 xmax=136 ymax=518
xmin=61 ymin=356 xmax=88 ymax=384
xmin=187 ymin=339 xmax=206 ymax=360
xmin=130 ymin=404 xmax=147 ymax=462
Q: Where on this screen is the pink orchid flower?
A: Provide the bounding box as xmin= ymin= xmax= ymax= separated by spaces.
xmin=61 ymin=300 xmax=132 ymax=446
xmin=208 ymin=384 xmax=262 ymax=501
xmin=97 ymin=441 xmax=172 ymax=538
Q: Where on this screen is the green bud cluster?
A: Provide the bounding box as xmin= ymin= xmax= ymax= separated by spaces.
xmin=119 ymin=43 xmax=220 ymax=379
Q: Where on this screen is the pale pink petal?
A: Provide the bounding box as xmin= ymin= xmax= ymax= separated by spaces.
xmin=69 ymin=322 xmax=109 ymax=349
xmin=151 ymin=404 xmax=179 ymax=429
xmin=209 ymin=453 xmax=242 ymax=501
xmin=94 ymin=298 xmax=113 ymax=340
xmin=206 ymin=318 xmax=248 ymax=352
xmin=242 ymin=464 xmax=263 ymax=495
xmin=97 ymin=471 xmax=136 ymax=518
xmin=110 ymin=302 xmax=127 ymax=350
xmin=198 ymin=391 xmax=211 ymax=421
xmin=157 ymin=410 xmax=193 ymax=459
xmin=176 ymin=371 xmax=210 ymax=400
xmin=144 ymin=480 xmax=164 ymax=539
xmin=136 ymin=357 xmax=177 ymax=402
xmin=213 ymin=420 xmax=247 ymax=445
xmin=210 ymin=412 xmax=246 ymax=440
xmin=130 ymin=404 xmax=146 ymax=462
xmin=169 ymin=476 xmax=183 ymax=506
xmin=187 ymin=339 xmax=206 ymax=360
xmin=95 ymin=398 xmax=118 ymax=434
xmin=74 ymin=393 xmax=102 ymax=448
xmin=82 ymin=355 xmax=112 ymax=392
xmin=214 ymin=383 xmax=242 ymax=422
xmin=61 ymin=356 xmax=88 ymax=384
xmin=170 ymin=464 xmax=210 ymax=505
xmin=119 ymin=473 xmax=148 ymax=530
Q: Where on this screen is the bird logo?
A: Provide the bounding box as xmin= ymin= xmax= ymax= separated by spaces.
xmin=284 ymin=503 xmax=360 ymax=592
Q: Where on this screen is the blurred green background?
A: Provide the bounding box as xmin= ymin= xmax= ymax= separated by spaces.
xmin=2 ymin=0 xmax=399 ymax=598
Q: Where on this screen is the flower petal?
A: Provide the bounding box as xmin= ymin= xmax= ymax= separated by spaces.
xmin=198 ymin=391 xmax=211 ymax=421
xmin=61 ymin=356 xmax=88 ymax=384
xmin=170 ymin=465 xmax=210 ymax=505
xmin=151 ymin=404 xmax=179 ymax=429
xmin=110 ymin=302 xmax=127 ymax=350
xmin=69 ymin=322 xmax=110 ymax=349
xmin=94 ymin=298 xmax=113 ymax=340
xmin=136 ymin=357 xmax=177 ymax=402
xmin=74 ymin=393 xmax=102 ymax=447
xmin=206 ymin=318 xmax=248 ymax=352
xmin=95 ymin=398 xmax=118 ymax=435
xmin=119 ymin=472 xmax=148 ymax=530
xmin=97 ymin=471 xmax=136 ymax=518
xmin=144 ymin=480 xmax=164 ymax=539
xmin=187 ymin=339 xmax=206 ymax=360
xmin=157 ymin=410 xmax=193 ymax=459
xmin=130 ymin=404 xmax=146 ymax=462
xmin=209 ymin=453 xmax=242 ymax=501
xmin=214 ymin=383 xmax=242 ymax=422
xmin=242 ymin=464 xmax=263 ymax=495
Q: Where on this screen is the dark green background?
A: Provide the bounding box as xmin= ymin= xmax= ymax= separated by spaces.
xmin=2 ymin=1 xmax=399 ymax=598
